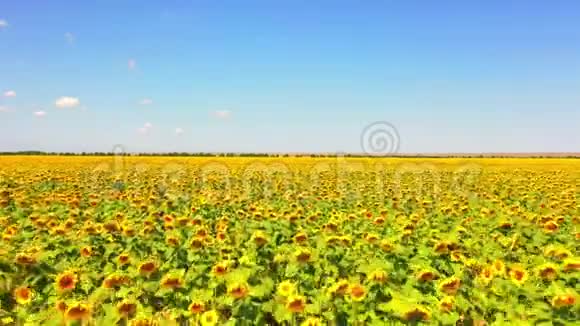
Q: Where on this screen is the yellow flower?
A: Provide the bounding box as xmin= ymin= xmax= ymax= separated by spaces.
xmin=65 ymin=302 xmax=91 ymax=321
xmin=117 ymin=300 xmax=137 ymax=317
xmin=563 ymin=258 xmax=580 ymax=272
xmin=160 ymin=274 xmax=183 ymax=289
xmin=295 ymin=248 xmax=312 ymax=263
xmin=251 ymin=230 xmax=269 ymax=246
xmin=328 ymin=279 xmax=349 ymax=296
xmin=416 ymin=270 xmax=438 ymax=282
xmin=189 ymin=301 xmax=205 ymax=314
xmin=200 ymin=310 xmax=219 ymax=326
xmin=277 ymin=280 xmax=296 ymax=297
xmin=439 ymin=277 xmax=461 ymax=295
xmin=508 ymin=265 xmax=528 ymax=286
xmin=439 ymin=296 xmax=454 ymax=312
xmin=212 ymin=261 xmax=229 ymax=277
xmin=301 ymin=317 xmax=322 ymax=326
xmin=492 ymin=259 xmax=505 ymax=276
xmin=228 ymin=282 xmax=249 ymax=299
xmin=138 ymin=261 xmax=157 ymax=276
xmin=13 ymin=286 xmax=33 ymax=305
xmin=403 ymin=306 xmax=431 ymax=322
xmin=348 ymin=284 xmax=367 ymax=302
xmin=537 ymin=263 xmax=559 ymax=280
xmin=55 ymin=271 xmax=77 ymax=293
xmin=551 ymin=294 xmax=577 ymax=308
xmin=368 ymin=270 xmax=388 ymax=283
xmin=478 ymin=267 xmax=494 ymax=285
xmin=286 ymin=295 xmax=306 ymax=313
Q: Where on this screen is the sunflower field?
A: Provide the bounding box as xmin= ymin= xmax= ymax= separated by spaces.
xmin=0 ymin=156 xmax=578 ymax=325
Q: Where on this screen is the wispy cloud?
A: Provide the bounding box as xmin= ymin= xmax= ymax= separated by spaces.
xmin=128 ymin=58 xmax=137 ymax=70
xmin=0 ymin=19 xmax=7 ymax=29
xmin=3 ymin=90 xmax=16 ymax=97
xmin=138 ymin=122 xmax=153 ymax=134
xmin=0 ymin=106 xmax=10 ymax=113
xmin=55 ymin=96 xmax=80 ymax=108
xmin=64 ymin=32 xmax=75 ymax=44
xmin=34 ymin=111 xmax=47 ymax=117
xmin=212 ymin=110 xmax=232 ymax=119
xmin=140 ymin=98 xmax=153 ymax=105
xmin=175 ymin=127 xmax=184 ymax=135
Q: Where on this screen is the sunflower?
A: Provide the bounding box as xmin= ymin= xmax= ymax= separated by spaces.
xmin=102 ymin=274 xmax=130 ymax=288
xmin=339 ymin=235 xmax=352 ymax=246
xmin=478 ymin=267 xmax=494 ymax=285
xmin=416 ymin=270 xmax=438 ymax=282
xmin=65 ymin=302 xmax=91 ymax=321
xmin=138 ymin=261 xmax=157 ymax=276
xmin=55 ymin=271 xmax=77 ymax=293
xmin=295 ymin=248 xmax=312 ymax=263
xmin=537 ymin=263 xmax=559 ymax=280
xmin=379 ymin=239 xmax=394 ymax=252
xmin=15 ymin=253 xmax=37 ymax=266
xmin=190 ymin=238 xmax=205 ymax=249
xmin=439 ymin=296 xmax=454 ymax=312
xmin=403 ymin=307 xmax=431 ymax=322
xmin=492 ymin=259 xmax=506 ymax=276
xmin=562 ymin=258 xmax=580 ymax=272
xmin=293 ymin=232 xmax=308 ymax=244
xmin=251 ymin=230 xmax=269 ymax=246
xmin=166 ymin=235 xmax=180 ymax=247
xmin=508 ymin=266 xmax=528 ymax=286
xmin=551 ymin=294 xmax=577 ymax=308
xmin=286 ymin=295 xmax=306 ymax=313
xmin=200 ymin=310 xmax=219 ymax=326
xmin=368 ymin=270 xmax=388 ymax=283
xmin=433 ymin=241 xmax=449 ymax=254
xmin=228 ymin=282 xmax=249 ymax=299
xmin=301 ymin=317 xmax=322 ymax=326
xmin=189 ymin=301 xmax=205 ymax=314
xmin=13 ymin=286 xmax=33 ymax=305
xmin=118 ymin=253 xmax=131 ymax=265
xmin=55 ymin=300 xmax=68 ymax=313
xmin=212 ymin=261 xmax=229 ymax=277
xmin=130 ymin=318 xmax=158 ymax=326
xmin=364 ymin=233 xmax=379 ymax=243
xmin=328 ymin=279 xmax=349 ymax=296
xmin=439 ymin=277 xmax=461 ymax=295
xmin=117 ymin=300 xmax=137 ymax=317
xmin=277 ymin=280 xmax=297 ymax=297
xmin=160 ymin=275 xmax=183 ymax=289
xmin=80 ymin=246 xmax=92 ymax=257
xmin=349 ymin=284 xmax=367 ymax=302
xmin=543 ymin=221 xmax=559 ymax=233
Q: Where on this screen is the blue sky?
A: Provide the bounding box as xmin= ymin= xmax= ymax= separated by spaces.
xmin=1 ymin=0 xmax=579 ymax=153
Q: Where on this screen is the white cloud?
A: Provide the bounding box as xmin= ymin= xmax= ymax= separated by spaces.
xmin=212 ymin=110 xmax=232 ymax=119
xmin=0 ymin=19 xmax=7 ymax=29
xmin=138 ymin=122 xmax=153 ymax=134
xmin=3 ymin=90 xmax=16 ymax=97
xmin=55 ymin=96 xmax=80 ymax=108
xmin=0 ymin=106 xmax=9 ymax=113
xmin=128 ymin=59 xmax=137 ymax=70
xmin=140 ymin=98 xmax=153 ymax=105
xmin=64 ymin=32 xmax=75 ymax=44
xmin=175 ymin=127 xmax=184 ymax=135
xmin=34 ymin=111 xmax=46 ymax=117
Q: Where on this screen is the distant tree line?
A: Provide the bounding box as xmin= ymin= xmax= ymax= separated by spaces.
xmin=0 ymin=151 xmax=578 ymax=158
